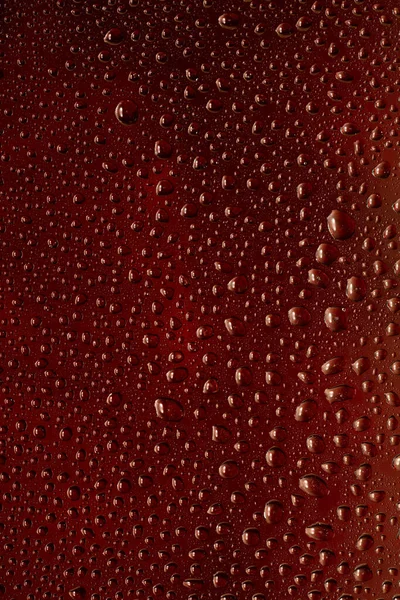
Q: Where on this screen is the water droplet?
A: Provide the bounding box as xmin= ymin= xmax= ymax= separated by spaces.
xmin=327 ymin=209 xmax=356 ymax=240
xmin=115 ymin=99 xmax=138 ymax=125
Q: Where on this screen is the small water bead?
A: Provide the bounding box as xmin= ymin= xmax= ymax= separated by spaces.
xmin=154 ymin=139 xmax=172 ymax=159
xmin=296 ymin=16 xmax=313 ymax=31
xmin=224 ymin=317 xmax=246 ymax=337
xmin=372 ymin=161 xmax=391 ymax=179
xmin=227 ymin=275 xmax=248 ymax=294
xmin=235 ymin=366 xmax=252 ymax=386
xmin=335 ymin=70 xmax=354 ymax=82
xmin=308 ymin=268 xmax=330 ymax=288
xmin=69 ymin=588 xmax=87 ymax=600
xmin=324 ymin=307 xmax=347 ymax=332
xmin=241 ymin=528 xmax=261 ymax=546
xmin=59 ymin=427 xmax=73 ymax=441
xmin=212 ymin=424 xmax=231 ymax=443
xmin=156 ymin=179 xmax=174 ymax=195
xmin=327 ymin=210 xmax=356 ymax=241
xmin=106 ymin=391 xmax=122 ymax=407
xmin=212 ymin=571 xmax=229 ymax=588
xmin=305 ymin=523 xmax=334 ymax=541
xmin=67 ymin=486 xmax=81 ymax=501
xmin=340 ymin=122 xmax=360 ymax=136
xmin=264 ymin=500 xmax=284 ymax=524
xmin=368 ymin=490 xmax=386 ymax=503
xmin=353 ymin=564 xmax=373 ymax=582
xmin=337 ymin=506 xmax=351 ymax=521
xmin=288 ymin=306 xmax=311 ymax=326
xmin=306 ymin=435 xmax=325 ymax=454
xmin=367 ymin=193 xmax=382 ymax=209
xmin=115 ymin=100 xmax=138 ymax=125
xmin=324 ymin=385 xmax=355 ymax=404
xmin=154 ymin=397 xmax=184 ymax=421
xmin=218 ymin=13 xmax=240 ymax=30
xmin=352 ymin=357 xmax=370 ymax=375
xmin=299 ymin=474 xmax=328 ymax=498
xmin=295 ymin=399 xmax=318 ymax=422
xmin=275 ymin=22 xmax=294 ymax=37
xmin=346 ymin=276 xmax=367 ymax=302
xmin=104 ymin=27 xmax=125 ymax=45
xmin=316 ymin=243 xmax=339 ymax=265
xmin=266 ymin=447 xmax=287 ymax=468
xmin=356 ymin=534 xmax=374 ymax=551
xmin=321 ymin=356 xmax=345 ymax=375
xmin=219 ymin=460 xmax=240 ymax=479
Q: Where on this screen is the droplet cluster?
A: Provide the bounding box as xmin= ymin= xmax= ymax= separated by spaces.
xmin=2 ymin=1 xmax=400 ymax=599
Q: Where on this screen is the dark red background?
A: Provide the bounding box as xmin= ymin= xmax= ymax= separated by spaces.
xmin=1 ymin=1 xmax=400 ymax=599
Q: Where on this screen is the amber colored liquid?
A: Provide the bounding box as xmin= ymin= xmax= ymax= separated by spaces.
xmin=1 ymin=1 xmax=400 ymax=599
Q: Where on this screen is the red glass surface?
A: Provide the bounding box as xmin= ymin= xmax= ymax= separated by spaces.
xmin=1 ymin=1 xmax=400 ymax=599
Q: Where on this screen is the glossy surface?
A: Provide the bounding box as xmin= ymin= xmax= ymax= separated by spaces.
xmin=1 ymin=1 xmax=400 ymax=599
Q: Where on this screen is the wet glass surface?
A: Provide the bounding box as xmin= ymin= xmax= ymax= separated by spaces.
xmin=1 ymin=1 xmax=400 ymax=599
